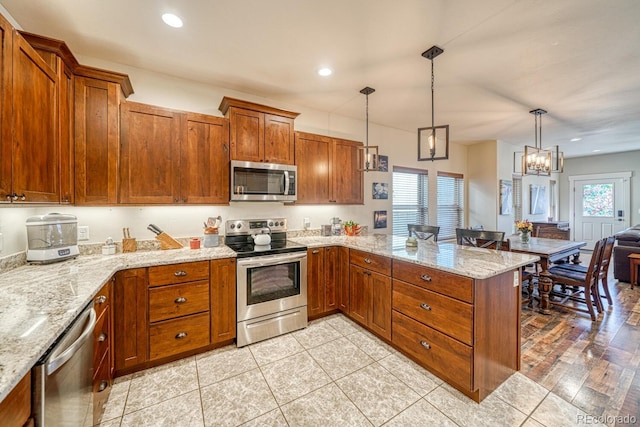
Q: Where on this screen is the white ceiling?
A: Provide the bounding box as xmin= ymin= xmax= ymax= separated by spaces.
xmin=3 ymin=0 xmax=640 ymax=158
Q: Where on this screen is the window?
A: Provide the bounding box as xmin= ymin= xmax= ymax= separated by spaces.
xmin=513 ymin=177 xmax=522 ymax=223
xmin=437 ymin=172 xmax=464 ymax=240
xmin=392 ymin=166 xmax=428 ymax=235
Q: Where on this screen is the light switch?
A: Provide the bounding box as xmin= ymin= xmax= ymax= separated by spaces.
xmin=513 ymin=271 xmax=520 ymax=287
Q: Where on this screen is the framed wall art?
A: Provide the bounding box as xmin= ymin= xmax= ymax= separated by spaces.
xmin=373 ymin=210 xmax=387 ymax=228
xmin=530 ymin=184 xmax=547 ymax=215
xmin=500 ymin=180 xmax=513 ymax=215
xmin=372 ymin=182 xmax=389 ymax=199
xmin=378 ymin=155 xmax=389 ymax=172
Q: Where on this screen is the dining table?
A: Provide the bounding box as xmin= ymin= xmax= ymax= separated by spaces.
xmin=510 ymin=236 xmax=587 ymax=314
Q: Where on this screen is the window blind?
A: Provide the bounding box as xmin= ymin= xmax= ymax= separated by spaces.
xmin=392 ymin=166 xmax=428 ymax=236
xmin=437 ymin=172 xmax=464 ymax=240
xmin=513 ymin=177 xmax=522 ymax=224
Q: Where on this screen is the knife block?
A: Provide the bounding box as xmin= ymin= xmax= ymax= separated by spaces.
xmin=156 ymin=232 xmax=183 ymax=250
xmin=122 ymin=238 xmax=137 ymax=253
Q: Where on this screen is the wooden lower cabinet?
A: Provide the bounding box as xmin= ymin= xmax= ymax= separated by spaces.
xmin=391 ymin=259 xmax=520 ymax=402
xmin=348 ymin=250 xmax=392 ymax=340
xmin=114 ymin=267 xmax=148 ymax=374
xmin=93 ymin=279 xmax=113 ymax=425
xmin=211 ymin=258 xmax=236 ymax=344
xmin=0 ymin=371 xmax=32 ymax=427
xmin=308 ymin=246 xmax=346 ymax=319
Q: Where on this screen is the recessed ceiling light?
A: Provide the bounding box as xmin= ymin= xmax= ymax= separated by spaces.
xmin=592 ymin=149 xmax=601 ymax=152
xmin=317 ymin=67 xmax=333 ymax=77
xmin=570 ymin=137 xmax=582 ymax=142
xmin=162 ymin=13 xmax=183 ymax=28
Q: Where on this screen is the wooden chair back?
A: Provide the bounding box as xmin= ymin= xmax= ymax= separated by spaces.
xmin=535 ymin=227 xmax=570 ymax=240
xmin=408 ymin=224 xmax=440 ymax=242
xmin=455 ymin=228 xmax=506 ymax=250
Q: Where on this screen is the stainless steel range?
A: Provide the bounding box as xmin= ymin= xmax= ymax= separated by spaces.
xmin=225 ymin=218 xmax=308 ymax=347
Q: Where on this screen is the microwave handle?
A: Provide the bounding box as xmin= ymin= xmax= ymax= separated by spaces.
xmin=284 ymin=171 xmax=290 ymax=196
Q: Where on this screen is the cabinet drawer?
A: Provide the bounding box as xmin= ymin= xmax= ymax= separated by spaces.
xmin=393 ymin=259 xmax=473 ymax=303
xmin=148 ymin=280 xmax=210 ymax=323
xmin=148 ymin=261 xmax=209 ymax=286
xmin=93 ymin=307 xmax=110 ymax=369
xmin=149 ymin=312 xmax=210 ymax=360
xmin=393 ymin=279 xmax=472 ymax=345
xmin=94 ymin=280 xmax=111 ymax=319
xmin=350 ymin=249 xmax=391 ymax=276
xmin=392 ymin=311 xmax=472 ymax=390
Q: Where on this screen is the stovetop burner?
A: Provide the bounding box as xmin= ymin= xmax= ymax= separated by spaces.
xmin=224 ymin=218 xmax=307 ymax=258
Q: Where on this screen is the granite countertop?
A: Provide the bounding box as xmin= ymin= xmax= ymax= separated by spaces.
xmin=0 ymin=235 xmax=538 ymax=402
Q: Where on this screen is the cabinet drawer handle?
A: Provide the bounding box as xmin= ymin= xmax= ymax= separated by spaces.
xmin=175 ymin=297 xmax=187 ymax=304
xmin=175 ymin=332 xmax=188 ymax=339
xmin=18 ymin=193 xmax=26 ymax=201
xmin=420 ymin=340 xmax=431 ymax=350
xmin=98 ymin=380 xmax=109 ymax=392
xmin=98 ymin=333 xmax=107 ymax=343
xmin=364 ymin=258 xmax=372 ymax=264
xmin=312 ymin=249 xmax=320 ymax=254
xmin=96 ymin=295 xmax=107 ymax=305
xmin=174 ymin=270 xmax=187 ymax=277
xmin=420 ymin=303 xmax=432 ymax=311
xmin=420 ymin=274 xmax=432 ymax=282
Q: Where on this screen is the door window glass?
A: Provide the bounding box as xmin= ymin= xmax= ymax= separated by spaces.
xmin=582 ymin=184 xmax=613 ymax=217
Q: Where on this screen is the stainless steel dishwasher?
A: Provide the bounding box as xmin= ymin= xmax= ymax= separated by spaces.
xmin=33 ymin=302 xmax=97 ymax=426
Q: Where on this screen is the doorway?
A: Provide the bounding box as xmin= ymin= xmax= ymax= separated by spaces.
xmin=569 ymin=172 xmax=631 ymax=249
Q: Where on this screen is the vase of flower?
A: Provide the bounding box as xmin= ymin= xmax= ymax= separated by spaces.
xmin=515 ymin=219 xmax=533 ymax=244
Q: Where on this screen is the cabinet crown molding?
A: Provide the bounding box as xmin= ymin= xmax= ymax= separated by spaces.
xmin=218 ymin=96 xmax=300 ymax=119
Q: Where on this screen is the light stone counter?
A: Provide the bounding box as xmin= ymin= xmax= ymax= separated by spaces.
xmin=290 ymin=235 xmax=539 ymax=279
xmin=0 ymin=235 xmax=538 ymax=403
xmin=0 ymin=245 xmax=235 ymax=402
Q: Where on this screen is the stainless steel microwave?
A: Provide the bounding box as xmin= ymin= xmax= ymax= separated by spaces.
xmin=230 ymin=160 xmax=297 ymax=202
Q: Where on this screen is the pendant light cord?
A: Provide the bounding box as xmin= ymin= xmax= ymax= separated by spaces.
xmin=366 ymin=93 xmax=369 ymax=149
xmin=431 ymin=59 xmax=435 ymax=129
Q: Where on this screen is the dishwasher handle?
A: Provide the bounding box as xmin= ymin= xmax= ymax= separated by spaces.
xmin=46 ymin=307 xmax=97 ymax=375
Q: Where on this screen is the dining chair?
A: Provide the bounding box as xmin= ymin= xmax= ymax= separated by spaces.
xmin=455 ymin=228 xmax=506 ymax=250
xmin=552 ymin=235 xmax=615 ymax=308
xmin=408 ymin=224 xmax=440 ymax=242
xmin=546 ymin=237 xmax=605 ymax=321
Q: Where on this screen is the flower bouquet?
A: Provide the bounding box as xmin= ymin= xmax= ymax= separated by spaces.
xmin=515 ymin=219 xmax=533 ymax=242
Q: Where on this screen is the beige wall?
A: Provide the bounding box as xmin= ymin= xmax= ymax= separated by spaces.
xmin=467 ymin=141 xmax=497 ymax=230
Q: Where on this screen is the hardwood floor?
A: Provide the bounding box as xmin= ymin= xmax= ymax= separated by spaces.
xmin=520 ymin=271 xmax=640 ymax=423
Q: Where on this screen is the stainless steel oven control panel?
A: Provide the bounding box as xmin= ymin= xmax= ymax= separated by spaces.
xmin=225 ymin=218 xmax=287 ymax=235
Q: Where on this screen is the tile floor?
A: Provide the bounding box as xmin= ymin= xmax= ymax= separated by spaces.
xmin=99 ymin=314 xmax=609 ymax=427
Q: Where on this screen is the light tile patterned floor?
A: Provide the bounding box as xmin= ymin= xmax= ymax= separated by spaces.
xmin=99 ymin=313 xmax=609 ymax=427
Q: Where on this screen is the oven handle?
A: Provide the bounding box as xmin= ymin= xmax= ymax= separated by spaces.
xmin=237 ymin=251 xmax=307 ymax=268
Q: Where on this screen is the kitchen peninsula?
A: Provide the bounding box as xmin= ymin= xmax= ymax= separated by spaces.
xmin=0 ymin=234 xmax=537 ymax=414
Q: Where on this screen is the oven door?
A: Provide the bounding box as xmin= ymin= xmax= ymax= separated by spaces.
xmin=237 ymin=251 xmax=307 ymax=321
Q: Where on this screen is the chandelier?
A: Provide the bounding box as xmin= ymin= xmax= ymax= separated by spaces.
xmin=357 ymin=87 xmax=379 ymax=172
xmin=522 ymin=109 xmax=551 ymax=176
xmin=418 ymin=45 xmax=449 ymax=161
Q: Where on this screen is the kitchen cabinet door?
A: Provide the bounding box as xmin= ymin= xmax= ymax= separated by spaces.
xmin=333 ymin=138 xmax=363 ymax=204
xmin=264 ymin=113 xmax=294 ymax=164
xmin=210 ymin=258 xmax=236 ymax=344
xmin=337 ymin=246 xmax=350 ymax=313
xmin=324 ymin=246 xmax=339 ymax=312
xmin=228 ymin=107 xmax=264 ymax=163
xmin=307 ymin=248 xmax=325 ymax=318
xmin=10 ymin=32 xmax=59 ymax=203
xmin=180 ymin=112 xmax=229 ymax=204
xmin=349 ymin=265 xmax=369 ymax=326
xmin=368 ymin=271 xmax=391 ymax=340
xmin=0 ymin=14 xmax=12 ymax=202
xmin=75 ymin=76 xmax=121 ymax=204
xmin=114 ymin=268 xmax=148 ymax=374
xmin=294 ymin=132 xmax=332 ymax=204
xmin=119 ymin=102 xmax=181 ymax=204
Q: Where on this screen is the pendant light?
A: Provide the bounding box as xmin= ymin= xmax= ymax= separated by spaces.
xmin=514 ymin=109 xmax=564 ymax=175
xmin=418 ymin=45 xmax=449 ymax=161
xmin=357 ymin=87 xmax=379 ymax=172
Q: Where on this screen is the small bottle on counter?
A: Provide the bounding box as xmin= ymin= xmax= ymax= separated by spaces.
xmin=102 ymin=237 xmax=116 ymax=255
xmin=203 ymin=227 xmax=219 ymax=247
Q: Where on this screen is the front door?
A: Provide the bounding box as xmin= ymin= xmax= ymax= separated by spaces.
xmin=570 ymin=173 xmax=631 ymax=249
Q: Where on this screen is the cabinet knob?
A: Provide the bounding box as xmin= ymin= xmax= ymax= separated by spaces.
xmin=175 ymin=332 xmax=188 ymax=339
xmin=364 ymin=258 xmax=372 ymax=264
xmin=420 ymin=340 xmax=431 ymax=350
xmin=96 ymin=295 xmax=107 ymax=305
xmin=98 ymin=381 xmax=109 ymax=392
xmin=312 ymin=249 xmax=320 ymax=254
xmin=420 ymin=303 xmax=432 ymax=311
xmin=18 ymin=193 xmax=25 ymax=201
xmin=174 ymin=270 xmax=188 ymax=277
xmin=98 ymin=333 xmax=107 ymax=342
xmin=174 ymin=297 xmax=187 ymax=304
xmin=420 ymin=274 xmax=432 ymax=282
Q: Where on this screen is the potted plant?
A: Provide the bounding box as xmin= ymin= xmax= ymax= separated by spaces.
xmin=344 ymin=220 xmax=360 ymax=236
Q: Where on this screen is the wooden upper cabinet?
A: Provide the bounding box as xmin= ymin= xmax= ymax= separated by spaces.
xmin=181 ymin=112 xmax=229 ymax=204
xmin=119 ymin=102 xmax=180 ymax=204
xmin=0 ymin=14 xmax=13 ymax=203
xmin=58 ymin=59 xmax=74 ymax=204
xmin=294 ymin=131 xmax=363 ymax=204
xmin=219 ymin=97 xmax=298 ymax=165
